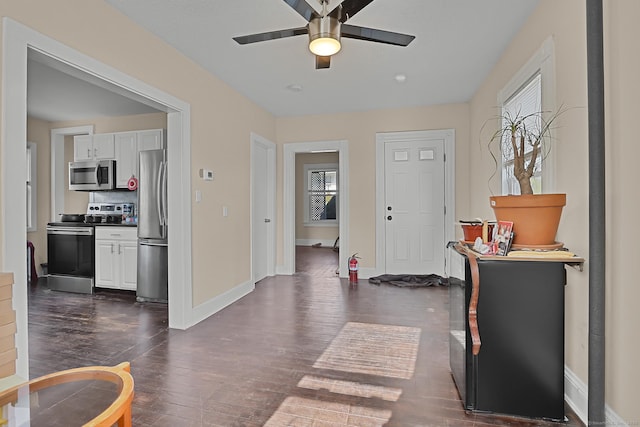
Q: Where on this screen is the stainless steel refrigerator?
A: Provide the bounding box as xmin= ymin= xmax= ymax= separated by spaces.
xmin=136 ymin=149 xmax=168 ymax=303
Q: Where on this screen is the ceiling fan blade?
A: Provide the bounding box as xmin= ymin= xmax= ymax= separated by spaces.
xmin=341 ymin=24 xmax=415 ymax=46
xmin=283 ymin=0 xmax=320 ymax=22
xmin=329 ymin=0 xmax=375 ymax=22
xmin=233 ymin=27 xmax=308 ymax=45
xmin=315 ymin=55 xmax=331 ymax=69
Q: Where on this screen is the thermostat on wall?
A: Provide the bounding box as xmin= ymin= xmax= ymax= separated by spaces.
xmin=199 ymin=169 xmax=214 ymax=181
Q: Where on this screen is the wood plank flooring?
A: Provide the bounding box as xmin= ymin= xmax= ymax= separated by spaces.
xmin=27 ymin=246 xmax=583 ymax=426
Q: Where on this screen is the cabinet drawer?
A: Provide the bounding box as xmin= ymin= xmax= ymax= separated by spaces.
xmin=95 ymin=226 xmax=137 ymax=241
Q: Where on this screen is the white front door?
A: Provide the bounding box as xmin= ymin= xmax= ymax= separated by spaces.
xmin=384 ymin=137 xmax=445 ymax=275
xmin=251 ymin=134 xmax=275 ymax=283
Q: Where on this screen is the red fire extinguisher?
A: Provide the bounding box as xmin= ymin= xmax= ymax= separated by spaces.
xmin=348 ymin=254 xmax=360 ymax=284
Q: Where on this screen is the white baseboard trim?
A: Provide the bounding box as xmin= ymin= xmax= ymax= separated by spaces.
xmin=295 ymin=239 xmax=337 ymax=248
xmin=358 ymin=267 xmax=377 ymax=280
xmin=564 ymin=365 xmax=627 ymax=427
xmin=188 ymin=280 xmax=255 ymax=328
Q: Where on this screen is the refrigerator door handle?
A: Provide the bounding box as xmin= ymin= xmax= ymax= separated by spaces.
xmin=156 ymin=161 xmax=164 ymax=227
xmin=140 ymin=241 xmax=168 ymax=247
xmin=161 ymin=160 xmax=168 ymax=228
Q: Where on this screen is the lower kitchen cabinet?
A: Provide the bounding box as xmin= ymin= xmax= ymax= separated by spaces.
xmin=95 ymin=227 xmax=138 ymax=291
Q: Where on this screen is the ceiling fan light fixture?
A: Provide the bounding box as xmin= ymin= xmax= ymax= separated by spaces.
xmin=308 ymin=16 xmax=341 ymax=56
xmin=309 ymin=37 xmax=341 ymax=56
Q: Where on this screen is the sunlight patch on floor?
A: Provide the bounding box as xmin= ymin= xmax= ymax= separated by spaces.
xmin=263 ymin=396 xmax=392 ymax=427
xmin=313 ymin=322 xmax=421 ymax=379
xmin=297 ymin=375 xmax=402 ymax=402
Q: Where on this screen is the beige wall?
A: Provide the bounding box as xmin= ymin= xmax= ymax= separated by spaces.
xmin=603 ymin=0 xmax=640 ymax=421
xmin=276 ymin=104 xmax=470 ymax=268
xmin=63 ymin=136 xmax=89 ymax=214
xmin=295 ymin=152 xmax=339 ymax=244
xmin=1 ymin=1 xmax=276 ymax=307
xmin=26 ymin=117 xmax=51 ymax=273
xmin=469 ymin=0 xmax=637 ymax=422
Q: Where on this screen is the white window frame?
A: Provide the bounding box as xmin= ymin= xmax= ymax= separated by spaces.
xmin=303 ymin=163 xmax=338 ymax=227
xmin=497 ymin=36 xmax=556 ymax=195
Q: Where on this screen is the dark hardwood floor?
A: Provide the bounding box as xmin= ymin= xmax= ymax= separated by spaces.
xmin=27 ymin=246 xmax=583 ymax=426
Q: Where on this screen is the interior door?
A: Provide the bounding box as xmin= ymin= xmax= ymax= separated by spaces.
xmin=384 ymin=137 xmax=445 ymax=275
xmin=252 ymin=136 xmax=275 ymax=283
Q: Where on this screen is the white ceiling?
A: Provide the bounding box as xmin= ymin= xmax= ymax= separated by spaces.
xmin=27 ymin=0 xmax=540 ymax=121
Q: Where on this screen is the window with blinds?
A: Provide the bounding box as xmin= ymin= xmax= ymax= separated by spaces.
xmin=501 ymin=73 xmax=542 ymax=195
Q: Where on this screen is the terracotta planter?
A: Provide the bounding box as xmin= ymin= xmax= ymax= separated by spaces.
xmin=489 ymin=194 xmax=566 ymax=246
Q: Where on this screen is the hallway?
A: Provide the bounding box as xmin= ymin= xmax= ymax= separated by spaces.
xmin=27 ymin=248 xmax=581 ymax=426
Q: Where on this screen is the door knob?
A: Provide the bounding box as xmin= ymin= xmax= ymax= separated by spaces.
xmin=387 ymin=215 xmax=392 ymax=221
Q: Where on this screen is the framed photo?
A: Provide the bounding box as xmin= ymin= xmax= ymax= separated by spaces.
xmin=494 ymin=221 xmax=514 ymax=256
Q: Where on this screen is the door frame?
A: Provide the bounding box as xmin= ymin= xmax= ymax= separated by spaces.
xmin=282 ymin=140 xmax=349 ymax=277
xmin=250 ymin=133 xmax=276 ymax=283
xmin=375 ymin=129 xmax=456 ymax=275
xmin=2 ymin=18 xmax=193 ymax=377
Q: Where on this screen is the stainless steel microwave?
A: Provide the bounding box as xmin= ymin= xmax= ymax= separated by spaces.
xmin=69 ymin=160 xmax=116 ymax=191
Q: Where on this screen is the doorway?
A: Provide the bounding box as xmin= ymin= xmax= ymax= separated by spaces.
xmin=3 ymin=18 xmax=193 ymax=378
xmin=375 ymin=130 xmax=456 ymax=277
xmin=283 ymin=140 xmax=349 ymax=277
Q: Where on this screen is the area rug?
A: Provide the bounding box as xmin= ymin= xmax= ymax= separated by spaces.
xmin=313 ymin=322 xmax=421 ymax=379
xmin=368 ymin=273 xmax=448 ymax=287
xmin=263 ymin=396 xmax=392 ymax=427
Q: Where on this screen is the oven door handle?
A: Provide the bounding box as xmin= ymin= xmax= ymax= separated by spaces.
xmin=47 ymin=227 xmax=94 ymax=236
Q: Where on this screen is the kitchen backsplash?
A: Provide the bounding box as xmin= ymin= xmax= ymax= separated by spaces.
xmin=90 ymin=190 xmax=137 ymax=206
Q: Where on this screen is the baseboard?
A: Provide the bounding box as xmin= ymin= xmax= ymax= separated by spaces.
xmin=295 ymin=239 xmax=337 ymax=248
xmin=188 ymin=280 xmax=255 ymax=328
xmin=564 ymin=365 xmax=627 ymax=426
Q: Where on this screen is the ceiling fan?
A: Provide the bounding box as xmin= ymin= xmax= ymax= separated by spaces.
xmin=233 ymin=0 xmax=415 ymax=69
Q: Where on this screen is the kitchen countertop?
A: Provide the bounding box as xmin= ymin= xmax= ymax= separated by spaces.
xmin=94 ymin=223 xmax=137 ymax=227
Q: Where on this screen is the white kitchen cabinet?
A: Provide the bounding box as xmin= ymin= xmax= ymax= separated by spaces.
xmin=114 ymin=129 xmax=165 ymax=189
xmin=114 ymin=132 xmax=137 ymax=188
xmin=95 ymin=227 xmax=138 ymax=291
xmin=73 ymin=134 xmax=115 ymax=161
xmin=137 ymin=129 xmax=164 ymax=151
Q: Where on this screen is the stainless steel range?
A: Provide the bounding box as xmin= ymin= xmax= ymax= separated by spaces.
xmin=46 ymin=219 xmax=95 ymax=294
xmin=46 ymin=203 xmax=135 ymax=294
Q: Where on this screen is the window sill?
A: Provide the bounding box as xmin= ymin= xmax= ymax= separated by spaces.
xmin=304 ymin=221 xmax=339 ymax=228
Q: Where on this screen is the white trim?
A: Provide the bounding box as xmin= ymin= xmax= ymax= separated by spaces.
xmin=375 ymin=129 xmax=456 ymax=277
xmin=564 ymin=365 xmax=628 ymax=426
xmin=2 ymin=18 xmax=194 ymax=381
xmin=250 ymin=133 xmax=277 ymax=282
xmin=26 ymin=142 xmax=37 ymax=232
xmin=497 ymin=36 xmax=557 ymax=194
xmin=50 ymin=125 xmax=94 ymax=222
xmin=190 ymin=280 xmax=255 ymax=327
xmin=283 ymin=140 xmax=349 ymax=277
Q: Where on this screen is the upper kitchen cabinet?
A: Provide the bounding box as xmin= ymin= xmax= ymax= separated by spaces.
xmin=114 ymin=129 xmax=165 ymax=188
xmin=74 ymin=134 xmax=115 ymax=161
xmin=114 ymin=132 xmax=137 ymax=188
xmin=138 ymin=129 xmax=164 ymax=151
